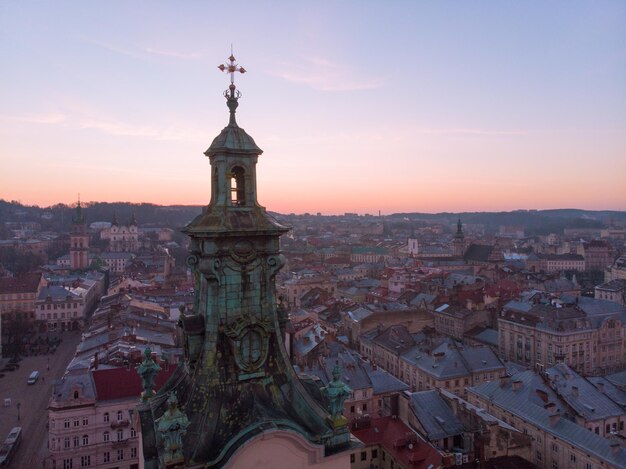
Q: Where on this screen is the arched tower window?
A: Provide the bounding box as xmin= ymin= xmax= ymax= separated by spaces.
xmin=230 ymin=166 xmax=246 ymax=206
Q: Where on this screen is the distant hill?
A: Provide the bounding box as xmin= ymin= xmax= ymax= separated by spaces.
xmin=0 ymin=200 xmax=203 ymax=232
xmin=388 ymin=209 xmax=626 ymax=235
xmin=0 ymin=200 xmax=624 ymax=236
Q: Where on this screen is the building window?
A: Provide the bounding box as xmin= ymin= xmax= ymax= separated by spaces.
xmin=73 ymin=436 xmax=79 ymax=447
xmin=350 ymin=454 xmax=355 ymax=463
xmin=372 ymin=449 xmax=378 ymax=459
xmin=103 ymin=431 xmax=110 ymax=442
xmin=552 ymin=443 xmax=558 ymax=452
xmin=82 ymin=417 xmax=88 ymax=426
xmin=82 ymin=435 xmax=89 ymax=446
xmin=64 ymin=419 xmax=70 ymax=429
xmin=361 ymin=451 xmax=367 ymax=461
xmin=63 ymin=459 xmax=73 ymax=469
xmin=103 ymin=452 xmax=110 ymax=464
xmin=80 ymin=456 xmax=90 ymax=467
xmin=64 ymin=438 xmax=70 ymax=449
xmin=230 ymin=166 xmax=246 ymax=205
xmin=570 ymin=454 xmax=577 ymax=462
xmin=117 ymin=429 xmax=124 ymax=441
xmin=117 ymin=449 xmax=124 ymax=461
xmin=73 ymin=418 xmax=79 ymax=427
xmin=130 ymin=428 xmax=136 ymax=438
xmin=130 ymin=447 xmax=137 ymax=458
xmin=117 ymin=411 xmax=123 ymax=421
xmin=103 ymin=413 xmax=109 ymax=423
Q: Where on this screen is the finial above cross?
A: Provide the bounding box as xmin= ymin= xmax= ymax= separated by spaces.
xmin=218 ymin=52 xmax=246 ymax=85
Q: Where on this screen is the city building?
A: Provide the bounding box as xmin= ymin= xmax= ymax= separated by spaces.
xmin=46 ymin=363 xmax=174 ymax=469
xmin=100 ymin=214 xmax=140 ymax=253
xmin=595 ymin=279 xmax=626 ymax=306
xmin=467 ymin=370 xmax=626 ymax=469
xmin=498 ymin=297 xmax=626 ymax=374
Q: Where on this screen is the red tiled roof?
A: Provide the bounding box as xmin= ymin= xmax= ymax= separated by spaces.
xmin=352 ymin=416 xmax=442 ymax=468
xmin=0 ymin=273 xmax=42 ymax=294
xmin=92 ymin=365 xmax=176 ymax=401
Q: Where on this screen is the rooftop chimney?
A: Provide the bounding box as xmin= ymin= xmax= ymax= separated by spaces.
xmin=512 ymin=380 xmax=523 ymax=391
xmin=499 ymin=376 xmax=511 ymax=388
xmin=597 ymin=382 xmax=605 ymax=393
xmin=571 ymin=386 xmax=579 ymax=397
xmin=610 ymin=441 xmax=621 ymax=456
xmin=549 ymin=412 xmax=561 ymax=427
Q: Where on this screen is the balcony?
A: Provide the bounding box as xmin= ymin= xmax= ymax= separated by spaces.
xmin=112 ymin=438 xmax=130 ymax=448
xmin=111 ymin=419 xmax=130 ymax=429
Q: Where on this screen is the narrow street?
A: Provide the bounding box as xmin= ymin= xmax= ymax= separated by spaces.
xmin=0 ymin=331 xmax=81 ymax=469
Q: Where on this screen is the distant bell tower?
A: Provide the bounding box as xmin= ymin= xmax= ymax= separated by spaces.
xmin=70 ymin=200 xmax=89 ymax=270
xmin=138 ymin=53 xmax=355 ymax=468
xmin=452 ymin=217 xmax=466 ymax=257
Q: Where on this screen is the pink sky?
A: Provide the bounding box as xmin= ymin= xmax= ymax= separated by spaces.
xmin=1 ymin=2 xmax=625 ymax=214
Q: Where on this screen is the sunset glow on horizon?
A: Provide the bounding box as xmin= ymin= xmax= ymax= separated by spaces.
xmin=1 ymin=1 xmax=625 ymax=215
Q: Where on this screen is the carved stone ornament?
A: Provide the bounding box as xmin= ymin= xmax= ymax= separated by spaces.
xmin=224 ymin=315 xmax=272 ymax=379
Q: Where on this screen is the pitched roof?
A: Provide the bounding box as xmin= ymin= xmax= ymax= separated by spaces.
xmin=0 ymin=273 xmax=41 ymax=294
xmin=545 ymin=363 xmax=623 ymax=420
xmin=468 ymin=370 xmax=626 ymax=468
xmin=92 ymin=365 xmax=175 ymax=401
xmin=409 ymin=390 xmax=465 ymax=440
xmin=351 ymin=416 xmax=442 ymax=469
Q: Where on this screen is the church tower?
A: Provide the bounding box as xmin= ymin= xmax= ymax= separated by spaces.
xmin=452 ymin=217 xmax=466 ymax=257
xmin=70 ymin=201 xmax=89 ymax=270
xmin=139 ymin=55 xmax=355 ymax=468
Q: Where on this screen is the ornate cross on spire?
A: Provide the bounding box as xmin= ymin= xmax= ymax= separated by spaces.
xmin=218 ymin=49 xmax=247 ymax=126
xmin=218 ymin=51 xmax=246 ymax=86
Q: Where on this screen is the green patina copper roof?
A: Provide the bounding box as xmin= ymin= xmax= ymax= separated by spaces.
xmin=204 ymin=85 xmax=262 ymax=157
xmin=205 ymin=123 xmax=262 ymax=157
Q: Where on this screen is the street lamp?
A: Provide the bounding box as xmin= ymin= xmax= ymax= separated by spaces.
xmin=17 ymin=402 xmax=21 ymax=421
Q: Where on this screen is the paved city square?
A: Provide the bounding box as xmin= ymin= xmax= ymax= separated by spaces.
xmin=0 ymin=331 xmax=81 ymax=468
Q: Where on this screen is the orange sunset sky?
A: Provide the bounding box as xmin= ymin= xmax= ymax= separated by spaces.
xmin=1 ymin=2 xmax=625 ymax=214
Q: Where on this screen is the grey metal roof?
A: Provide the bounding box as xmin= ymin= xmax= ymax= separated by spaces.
xmin=346 ymin=307 xmax=373 ymax=322
xmin=362 ymin=361 xmax=409 ymax=395
xmin=409 ymin=390 xmax=465 ymax=440
xmin=402 ymin=341 xmax=469 ymax=380
xmin=38 ymin=285 xmax=81 ymax=301
xmin=586 ymin=376 xmax=626 ymax=409
xmin=503 ymin=300 xmax=533 ymax=313
xmin=468 ymin=371 xmax=626 ymax=468
xmin=469 ymin=328 xmax=498 ymax=347
xmin=606 ymin=370 xmax=626 ymax=390
xmin=51 ymin=370 xmax=96 ymax=403
xmin=545 ymin=363 xmax=623 ymax=421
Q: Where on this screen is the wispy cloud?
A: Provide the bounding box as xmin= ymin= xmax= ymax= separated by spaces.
xmin=6 ymin=113 xmax=67 ymax=125
xmin=270 ymin=56 xmax=382 ymax=92
xmin=82 ymin=37 xmax=203 ymax=62
xmin=144 ymin=47 xmax=203 ymax=60
xmin=1 ymin=111 xmax=207 ymax=143
xmin=412 ymin=127 xmax=532 ymax=136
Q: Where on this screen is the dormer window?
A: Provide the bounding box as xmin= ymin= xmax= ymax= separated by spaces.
xmin=74 ymin=390 xmax=79 ymax=399
xmin=230 ymin=166 xmax=245 ymax=206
